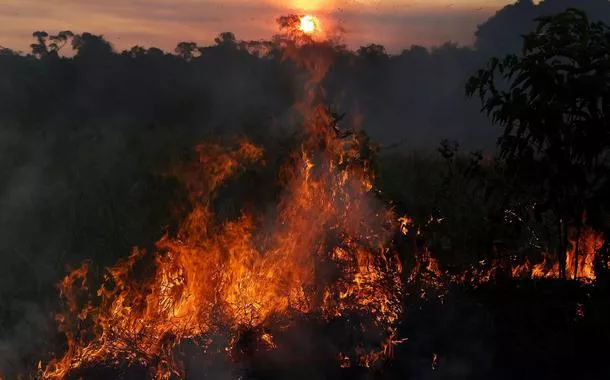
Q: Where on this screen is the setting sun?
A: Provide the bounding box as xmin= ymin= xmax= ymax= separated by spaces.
xmin=299 ymin=15 xmax=319 ymax=34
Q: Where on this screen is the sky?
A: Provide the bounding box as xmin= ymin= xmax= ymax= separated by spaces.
xmin=0 ymin=0 xmax=516 ymax=53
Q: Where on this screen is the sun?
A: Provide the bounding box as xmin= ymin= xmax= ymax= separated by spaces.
xmin=299 ymin=15 xmax=319 ymax=34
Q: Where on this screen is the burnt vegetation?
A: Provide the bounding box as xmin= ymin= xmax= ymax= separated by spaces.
xmin=1 ymin=1 xmax=610 ymax=379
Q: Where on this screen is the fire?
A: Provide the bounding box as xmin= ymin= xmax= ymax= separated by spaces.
xmin=403 ymin=216 xmax=606 ymax=292
xmin=299 ymin=15 xmax=319 ymax=34
xmin=398 ymin=216 xmax=413 ymax=235
xmin=42 ymin=124 xmax=403 ymax=379
xmin=511 ymin=227 xmax=605 ymax=282
xmin=34 ymin=15 xmax=610 ymax=379
xmin=40 ymin=29 xmax=404 ymax=379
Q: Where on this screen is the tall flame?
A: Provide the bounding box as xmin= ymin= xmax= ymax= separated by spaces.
xmin=41 ymin=31 xmax=404 ymax=379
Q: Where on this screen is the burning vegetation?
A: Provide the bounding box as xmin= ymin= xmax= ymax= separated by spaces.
xmin=42 ymin=130 xmax=405 ymax=378
xmin=40 ymin=19 xmax=404 ymax=380
xmin=510 ymin=227 xmax=605 ymax=282
xmin=3 ymin=8 xmax=609 ymax=380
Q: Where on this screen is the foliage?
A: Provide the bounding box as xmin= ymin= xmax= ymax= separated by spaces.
xmin=466 ymin=8 xmax=610 ymax=277
xmin=377 ymin=140 xmax=537 ymax=268
xmin=474 ymin=0 xmax=610 ymax=56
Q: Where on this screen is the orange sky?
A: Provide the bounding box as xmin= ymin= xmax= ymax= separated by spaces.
xmin=0 ymin=0 xmax=514 ymax=53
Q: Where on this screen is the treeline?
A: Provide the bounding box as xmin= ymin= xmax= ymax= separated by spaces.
xmin=0 ymin=30 xmax=492 ymax=149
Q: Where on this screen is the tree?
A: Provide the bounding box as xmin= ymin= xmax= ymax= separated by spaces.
xmin=357 ymin=44 xmax=388 ymax=59
xmin=0 ymin=46 xmax=15 ymax=56
xmin=466 ymin=8 xmax=610 ymax=279
xmin=124 ymin=45 xmax=147 ymax=59
xmin=49 ymin=30 xmax=74 ymax=53
xmin=401 ymin=45 xmax=429 ymax=60
xmin=474 ymin=0 xmax=610 ymax=56
xmin=71 ymin=32 xmax=113 ymax=58
xmin=174 ymin=41 xmax=198 ymax=60
xmin=146 ymin=47 xmax=165 ymax=58
xmin=214 ymin=32 xmax=237 ymax=47
xmin=30 ymin=31 xmax=49 ymax=58
xmin=30 ymin=30 xmax=74 ymax=58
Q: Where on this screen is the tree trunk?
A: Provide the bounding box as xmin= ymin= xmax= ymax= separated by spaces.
xmin=558 ymin=219 xmax=566 ymax=279
xmin=573 ymin=223 xmax=582 ymax=281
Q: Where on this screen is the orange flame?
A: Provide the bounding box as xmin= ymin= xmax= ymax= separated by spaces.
xmin=512 ymin=227 xmax=605 ymax=282
xmin=41 ymin=31 xmax=404 ymax=379
xmin=403 ymin=218 xmax=606 ymax=293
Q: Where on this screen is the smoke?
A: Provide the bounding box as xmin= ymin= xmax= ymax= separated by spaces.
xmin=0 ymin=301 xmax=54 ymax=376
xmin=0 ymin=129 xmax=63 ymax=376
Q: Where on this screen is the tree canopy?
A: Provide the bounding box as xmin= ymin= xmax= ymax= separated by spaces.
xmin=467 ymin=8 xmax=610 ymax=278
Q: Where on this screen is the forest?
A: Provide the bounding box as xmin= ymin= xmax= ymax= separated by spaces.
xmin=1 ymin=1 xmax=610 ymax=379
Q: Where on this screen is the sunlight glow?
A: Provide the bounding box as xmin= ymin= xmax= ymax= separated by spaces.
xmin=290 ymin=0 xmax=329 ymax=12
xmin=299 ymin=15 xmax=319 ymax=34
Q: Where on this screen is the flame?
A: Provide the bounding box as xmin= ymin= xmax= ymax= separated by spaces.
xmin=511 ymin=227 xmax=605 ymax=282
xmin=398 ymin=216 xmax=412 ymax=235
xmin=42 ymin=127 xmax=403 ymax=379
xmin=37 ymin=22 xmax=609 ymax=378
xmin=403 ymin=218 xmax=606 ymax=293
xmin=40 ymin=31 xmax=404 ymax=379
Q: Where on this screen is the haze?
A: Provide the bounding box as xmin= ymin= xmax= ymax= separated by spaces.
xmin=0 ymin=0 xmax=512 ymax=53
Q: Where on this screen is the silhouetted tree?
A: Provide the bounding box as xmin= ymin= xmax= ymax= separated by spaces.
xmin=357 ymin=44 xmax=388 ymax=59
xmin=475 ymin=0 xmax=610 ymax=56
xmin=147 ymin=47 xmax=165 ymax=58
xmin=467 ymin=9 xmax=610 ymax=279
xmin=124 ymin=45 xmax=147 ymax=58
xmin=0 ymin=46 xmax=14 ymax=56
xmin=49 ymin=30 xmax=74 ymax=53
xmin=72 ymin=32 xmax=113 ymax=58
xmin=30 ymin=31 xmax=49 ymax=58
xmin=175 ymin=41 xmax=198 ymax=60
xmin=214 ymin=32 xmax=237 ymax=47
